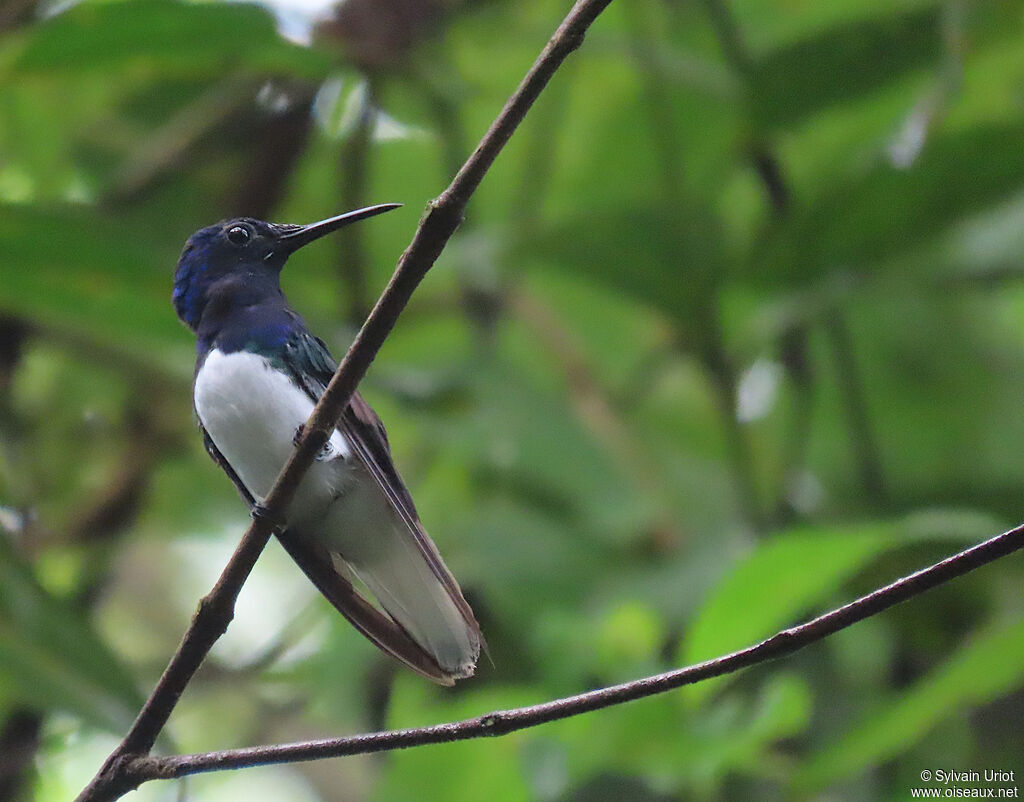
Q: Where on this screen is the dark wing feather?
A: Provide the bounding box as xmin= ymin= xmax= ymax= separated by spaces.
xmin=275 ymin=526 xmax=458 ymax=685
xmin=283 ymin=333 xmax=431 ymax=530
xmin=280 ymin=330 xmax=481 ymax=665
xmin=202 ymin=426 xmax=255 ymax=507
xmin=339 ymin=393 xmax=479 ymax=627
xmin=281 ymin=333 xmax=419 ymax=519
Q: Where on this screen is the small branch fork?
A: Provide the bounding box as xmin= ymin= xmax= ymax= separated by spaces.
xmin=76 ymin=1 xmax=612 ymax=800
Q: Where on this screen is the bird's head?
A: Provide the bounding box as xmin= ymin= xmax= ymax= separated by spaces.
xmin=173 ymin=204 xmax=400 ymax=331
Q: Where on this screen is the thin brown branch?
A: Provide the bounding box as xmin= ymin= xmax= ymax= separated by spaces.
xmin=76 ymin=1 xmax=614 ymax=799
xmin=113 ymin=521 xmax=1024 ymax=785
xmin=629 ymin=3 xmax=685 ymax=201
xmin=417 ymin=71 xmax=469 ymax=182
xmin=0 ymin=0 xmax=36 ymax=32
xmin=698 ymin=0 xmax=753 ymax=78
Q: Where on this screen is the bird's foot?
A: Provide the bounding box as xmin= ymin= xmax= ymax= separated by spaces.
xmin=293 ymin=423 xmax=333 ymax=461
xmin=251 ymin=503 xmax=287 ymax=532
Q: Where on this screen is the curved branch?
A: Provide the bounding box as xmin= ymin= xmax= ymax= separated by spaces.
xmin=113 ymin=520 xmax=1024 ymax=785
xmin=76 ymin=1 xmax=614 ymax=800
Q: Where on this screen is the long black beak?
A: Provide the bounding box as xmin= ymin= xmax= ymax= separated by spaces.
xmin=279 ymin=203 xmax=401 ymax=253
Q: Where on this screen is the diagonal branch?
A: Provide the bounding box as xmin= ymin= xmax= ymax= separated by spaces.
xmin=76 ymin=1 xmax=614 ymax=800
xmin=116 ymin=520 xmax=1024 ymax=787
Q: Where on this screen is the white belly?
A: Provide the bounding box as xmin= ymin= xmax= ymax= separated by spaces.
xmin=195 ymin=351 xmax=479 ymax=677
xmin=194 ymin=349 xmax=352 ymax=522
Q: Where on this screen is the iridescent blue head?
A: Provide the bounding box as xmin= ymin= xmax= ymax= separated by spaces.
xmin=172 ymin=204 xmax=401 ymax=335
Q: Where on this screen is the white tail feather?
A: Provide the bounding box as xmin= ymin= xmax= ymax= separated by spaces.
xmin=319 ymin=478 xmax=480 ymax=676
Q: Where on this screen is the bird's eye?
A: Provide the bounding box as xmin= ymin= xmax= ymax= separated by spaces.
xmin=227 ymin=226 xmax=251 ymax=246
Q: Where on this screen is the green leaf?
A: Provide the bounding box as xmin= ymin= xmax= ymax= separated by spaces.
xmin=0 ymin=536 xmax=140 ymax=732
xmin=526 ymin=203 xmax=727 ymax=333
xmin=760 ymin=125 xmax=1024 ymax=285
xmin=593 ymin=600 xmax=664 ymax=680
xmin=748 ymin=1 xmax=1021 ymax=129
xmin=5 ymin=0 xmax=329 ymax=80
xmin=750 ymin=5 xmax=943 ymax=129
xmin=0 ymin=204 xmax=191 ymax=377
xmin=793 ymin=616 xmax=1024 ymax=790
xmin=452 ymin=358 xmax=645 ymax=543
xmin=702 ymin=672 xmax=813 ymax=783
xmin=548 ymin=671 xmax=811 ymax=794
xmin=379 ymin=678 xmax=534 ymax=802
xmin=680 ymin=524 xmax=892 ymax=704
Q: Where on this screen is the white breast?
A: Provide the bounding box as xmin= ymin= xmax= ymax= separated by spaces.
xmin=194 ymin=349 xmax=351 ymax=520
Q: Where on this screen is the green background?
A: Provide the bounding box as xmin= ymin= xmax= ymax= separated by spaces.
xmin=1 ymin=0 xmax=1023 ymax=798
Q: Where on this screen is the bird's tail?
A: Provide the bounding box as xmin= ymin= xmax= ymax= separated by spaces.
xmin=281 ymin=479 xmax=481 ymax=684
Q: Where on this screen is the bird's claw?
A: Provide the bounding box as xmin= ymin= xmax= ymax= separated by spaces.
xmin=294 ymin=423 xmax=333 ymax=461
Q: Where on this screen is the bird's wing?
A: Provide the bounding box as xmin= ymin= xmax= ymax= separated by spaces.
xmin=200 ymin=413 xmax=464 ymax=685
xmin=201 ymin=426 xmax=256 ymax=507
xmin=274 ymin=520 xmax=469 ymax=684
xmin=279 ymin=330 xmax=482 ymax=680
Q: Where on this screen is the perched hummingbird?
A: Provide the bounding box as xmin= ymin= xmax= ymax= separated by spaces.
xmin=172 ymin=204 xmax=481 ymax=684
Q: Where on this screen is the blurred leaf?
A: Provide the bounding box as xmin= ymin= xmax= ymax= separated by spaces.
xmin=748 ymin=1 xmax=1022 ymax=128
xmin=749 ymin=5 xmax=943 ymax=129
xmin=594 ymin=600 xmax=664 ymax=680
xmin=793 ymin=616 xmax=1024 ymax=790
xmin=451 ymin=358 xmax=645 ymax=543
xmin=0 ymin=204 xmax=191 ymax=376
xmin=0 ymin=535 xmax=140 ymax=732
xmin=714 ymin=672 xmax=812 ymax=779
xmin=527 ymin=204 xmax=727 ymax=331
xmin=896 ymin=508 xmax=1010 ymax=544
xmin=680 ymin=524 xmax=892 ymax=704
xmin=380 ymin=678 xmax=534 ymax=802
xmin=549 ymin=671 xmax=811 ymax=795
xmin=452 ymin=497 xmax=609 ymax=634
xmin=4 ymin=0 xmax=329 ymax=80
xmin=760 ymin=124 xmax=1024 ymax=285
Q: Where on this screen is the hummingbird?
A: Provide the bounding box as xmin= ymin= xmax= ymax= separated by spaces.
xmin=172 ymin=204 xmax=481 ymax=684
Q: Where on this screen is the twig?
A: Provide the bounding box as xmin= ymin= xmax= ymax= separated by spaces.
xmin=416 ymin=71 xmax=469 ymax=182
xmin=775 ymin=325 xmax=815 ymax=523
xmin=629 ymin=3 xmax=686 ymax=200
xmin=700 ymin=0 xmax=806 ymax=523
xmin=698 ymin=0 xmax=753 ymax=77
xmin=337 ymin=76 xmax=380 ymax=326
xmin=824 ymin=313 xmax=888 ymax=503
xmin=76 ymin=1 xmax=614 ymax=799
xmin=112 ymin=521 xmax=1024 ymax=785
xmin=698 ymin=0 xmax=791 ymax=215
xmin=509 ymin=58 xmax=570 ymax=226
xmin=699 ymin=309 xmax=766 ymax=532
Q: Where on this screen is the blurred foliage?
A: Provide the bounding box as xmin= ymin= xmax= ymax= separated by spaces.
xmin=1 ymin=0 xmax=1023 ymax=799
